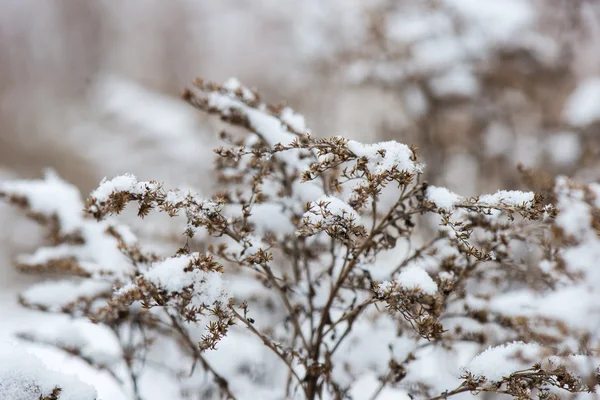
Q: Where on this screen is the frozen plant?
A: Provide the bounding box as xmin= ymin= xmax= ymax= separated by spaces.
xmin=1 ymin=78 xmax=599 ymax=399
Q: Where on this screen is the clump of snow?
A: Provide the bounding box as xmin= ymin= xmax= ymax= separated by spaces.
xmin=0 ymin=343 xmax=97 ymax=400
xmin=545 ymin=132 xmax=581 ymax=166
xmin=142 ymin=253 xmax=228 ymax=306
xmin=0 ymin=169 xmax=83 ymax=234
xmin=564 ymin=78 xmax=600 ymax=126
xmin=426 ymin=186 xmax=463 ymax=210
xmin=379 ymin=267 xmax=438 ymax=296
xmin=223 ymin=77 xmax=256 ymax=102
xmin=396 ymin=266 xmax=438 ymax=295
xmin=205 ymin=86 xmax=315 ymax=177
xmin=208 ymin=92 xmax=298 ymax=147
xmin=223 ymin=77 xmax=242 ymax=91
xmin=0 ymin=171 xmax=140 ymax=278
xmin=16 ymin=244 xmax=74 ymax=267
xmin=464 ymin=342 xmax=543 ymax=382
xmin=280 ymin=107 xmax=307 ymax=132
xmin=478 ymin=190 xmax=535 ymax=208
xmin=17 ymin=220 xmax=137 ymax=278
xmin=164 ymin=189 xmax=189 ymax=207
xmin=91 ymin=174 xmax=158 ymax=203
xmin=376 ymin=281 xmax=394 ymax=296
xmin=346 ymin=140 xmax=421 ymax=174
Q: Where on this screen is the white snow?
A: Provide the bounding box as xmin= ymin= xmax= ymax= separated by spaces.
xmin=0 ymin=343 xmax=97 ymax=400
xmin=164 ymin=190 xmax=189 ymax=207
xmin=223 ymin=77 xmax=256 ymax=102
xmin=223 ymin=77 xmax=242 ymax=92
xmin=551 ymin=177 xmax=600 ymax=287
xmin=204 ymin=87 xmax=315 ymax=177
xmin=478 ymin=190 xmax=535 ymax=208
xmin=208 ymin=92 xmax=298 ymax=147
xmin=21 ymin=280 xmax=111 ymax=311
xmin=464 ymin=342 xmax=543 ymax=382
xmin=280 ymin=107 xmax=307 ymax=132
xmin=0 ymin=171 xmax=138 ymax=278
xmin=142 ymin=253 xmax=228 ymax=306
xmin=91 ymin=174 xmax=157 ymax=203
xmin=242 ymin=235 xmax=266 ymax=256
xmin=346 ymin=140 xmax=421 ymax=175
xmin=17 ymin=222 xmax=136 ymax=277
xmin=379 ymin=267 xmax=438 ymax=295
xmin=426 ymin=186 xmax=463 ymax=210
xmin=376 ymin=280 xmax=394 ymax=296
xmin=396 ymin=266 xmax=438 ymax=295
xmin=0 ymin=169 xmax=83 ymax=234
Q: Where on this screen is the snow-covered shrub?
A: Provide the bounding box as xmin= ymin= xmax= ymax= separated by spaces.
xmin=1 ymin=78 xmax=599 ymax=399
xmin=0 ymin=343 xmax=96 ymax=400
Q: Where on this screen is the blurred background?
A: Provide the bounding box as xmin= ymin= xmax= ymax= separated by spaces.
xmin=2 ymin=0 xmax=600 ymax=387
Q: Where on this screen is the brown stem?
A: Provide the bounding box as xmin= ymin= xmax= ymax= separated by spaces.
xmin=307 ymin=193 xmax=409 ymax=398
xmin=167 ymin=312 xmax=237 ymax=400
xmin=260 ymin=262 xmax=310 ymax=351
xmin=230 ymin=307 xmax=309 ymax=398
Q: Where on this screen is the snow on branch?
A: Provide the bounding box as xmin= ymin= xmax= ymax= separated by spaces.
xmin=0 ymin=171 xmax=137 ymax=278
xmin=346 ymin=140 xmax=423 ymax=175
xmin=456 ymin=342 xmax=590 ymax=396
xmin=464 ymin=341 xmax=544 ymax=383
xmin=87 ymin=174 xmax=225 ymax=238
xmin=113 ymin=252 xmax=229 ymax=312
xmin=0 ymin=169 xmax=84 ymax=237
